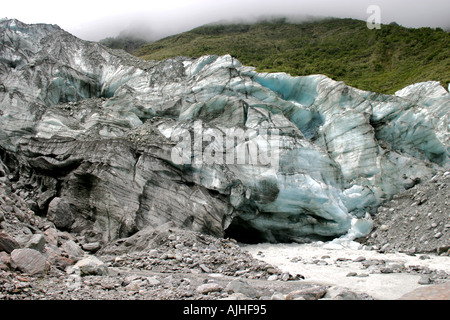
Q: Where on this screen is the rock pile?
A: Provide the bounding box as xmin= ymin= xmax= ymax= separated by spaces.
xmin=0 ymin=178 xmax=96 ymax=273
xmin=99 ymin=223 xmax=286 ymax=280
xmin=361 ymin=171 xmax=450 ymax=254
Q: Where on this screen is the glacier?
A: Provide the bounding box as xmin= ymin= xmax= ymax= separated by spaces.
xmin=0 ymin=19 xmax=448 ymax=244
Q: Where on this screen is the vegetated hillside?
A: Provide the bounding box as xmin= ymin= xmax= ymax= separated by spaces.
xmin=134 ymin=18 xmax=450 ymax=94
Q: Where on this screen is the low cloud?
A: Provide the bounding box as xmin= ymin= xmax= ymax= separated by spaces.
xmin=3 ymin=0 xmax=450 ymax=41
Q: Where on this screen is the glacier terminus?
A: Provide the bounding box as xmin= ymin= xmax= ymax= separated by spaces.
xmin=0 ymin=19 xmax=448 ymax=244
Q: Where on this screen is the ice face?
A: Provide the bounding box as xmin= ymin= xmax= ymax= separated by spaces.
xmin=0 ymin=20 xmax=448 ymax=243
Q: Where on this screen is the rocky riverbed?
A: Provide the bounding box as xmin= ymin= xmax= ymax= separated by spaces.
xmin=244 ymin=242 xmax=449 ymax=300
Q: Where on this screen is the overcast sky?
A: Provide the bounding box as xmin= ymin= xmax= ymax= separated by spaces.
xmin=3 ymin=0 xmax=450 ymax=41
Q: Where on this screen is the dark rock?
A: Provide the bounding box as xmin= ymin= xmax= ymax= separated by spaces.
xmin=353 ymin=256 xmax=366 ymax=262
xmin=0 ymin=233 xmax=20 ymax=253
xmin=437 ymin=246 xmax=450 ymax=255
xmin=37 ymin=190 xmax=56 ymax=210
xmin=380 ymin=267 xmax=394 ymax=274
xmin=47 ymin=198 xmax=75 ymax=230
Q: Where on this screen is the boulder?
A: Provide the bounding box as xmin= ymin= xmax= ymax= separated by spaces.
xmin=44 ymin=245 xmax=73 ymax=270
xmin=47 ymin=198 xmax=75 ymax=230
xmin=10 ymin=248 xmax=49 ymax=275
xmin=24 ymin=234 xmax=46 ymax=252
xmin=82 ymin=242 xmax=101 ymax=253
xmin=43 ymin=227 xmax=59 ymax=246
xmin=73 ymin=255 xmax=108 ymax=276
xmin=225 ymin=279 xmax=260 ymax=299
xmin=61 ymin=240 xmax=85 ymax=262
xmin=37 ymin=190 xmax=56 ymax=210
xmin=286 ymin=286 xmax=327 ymax=300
